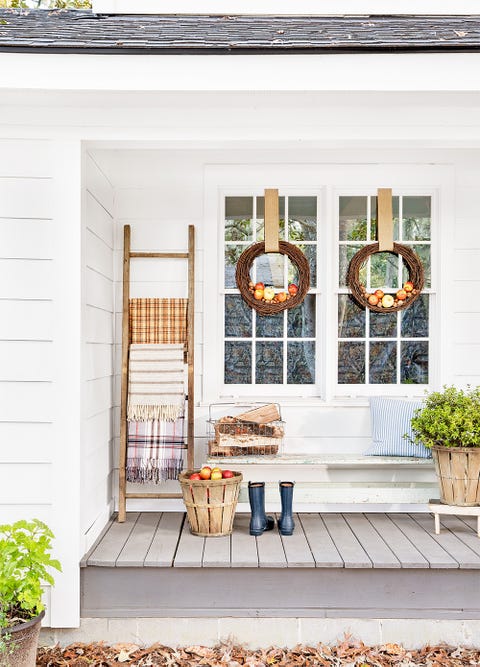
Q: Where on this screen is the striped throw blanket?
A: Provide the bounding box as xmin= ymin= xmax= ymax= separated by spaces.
xmin=129 ymin=298 xmax=187 ymax=345
xmin=127 ymin=343 xmax=185 ymax=422
xmin=126 ymin=418 xmax=186 ymax=483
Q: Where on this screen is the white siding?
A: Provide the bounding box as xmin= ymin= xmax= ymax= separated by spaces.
xmin=81 ymin=152 xmax=115 ymax=553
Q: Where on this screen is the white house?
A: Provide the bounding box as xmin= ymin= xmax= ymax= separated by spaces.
xmin=1 ymin=1 xmax=480 ymax=647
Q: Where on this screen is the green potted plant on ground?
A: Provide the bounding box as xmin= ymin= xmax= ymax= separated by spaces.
xmin=410 ymin=385 xmax=480 ymax=506
xmin=0 ymin=519 xmax=61 ymax=667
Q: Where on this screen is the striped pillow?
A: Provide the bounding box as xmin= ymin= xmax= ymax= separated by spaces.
xmin=365 ymin=396 xmax=432 ymax=458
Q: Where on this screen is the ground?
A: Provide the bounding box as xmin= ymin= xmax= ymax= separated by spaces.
xmin=36 ymin=639 xmax=480 ymax=666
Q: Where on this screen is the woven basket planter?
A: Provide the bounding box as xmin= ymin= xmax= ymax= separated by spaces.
xmin=432 ymin=446 xmax=480 ymax=507
xmin=178 ymin=470 xmax=243 ymax=536
xmin=347 ymin=242 xmax=425 ymax=313
xmin=235 ymin=241 xmax=310 ymax=315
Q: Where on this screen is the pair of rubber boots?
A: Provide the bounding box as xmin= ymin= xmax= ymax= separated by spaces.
xmin=248 ymin=481 xmax=295 ymax=536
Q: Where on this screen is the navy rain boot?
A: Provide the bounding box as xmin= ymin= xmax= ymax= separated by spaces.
xmin=278 ymin=481 xmax=295 ymax=536
xmin=248 ymin=482 xmax=275 ymax=536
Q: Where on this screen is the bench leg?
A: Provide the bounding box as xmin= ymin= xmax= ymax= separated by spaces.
xmin=434 ymin=514 xmax=440 ymax=535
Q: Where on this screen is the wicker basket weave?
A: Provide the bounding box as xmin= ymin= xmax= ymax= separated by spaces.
xmin=178 ymin=470 xmax=243 ymax=536
xmin=432 ymin=446 xmax=480 ymax=507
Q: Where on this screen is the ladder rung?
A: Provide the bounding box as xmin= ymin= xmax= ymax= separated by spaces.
xmin=130 ymin=252 xmax=189 ymax=259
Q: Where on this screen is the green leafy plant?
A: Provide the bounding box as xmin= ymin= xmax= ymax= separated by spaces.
xmin=0 ymin=519 xmax=61 ymax=638
xmin=410 ymin=385 xmax=480 ymax=449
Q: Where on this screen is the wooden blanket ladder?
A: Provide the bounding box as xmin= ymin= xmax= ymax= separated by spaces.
xmin=118 ymin=224 xmax=195 ymax=522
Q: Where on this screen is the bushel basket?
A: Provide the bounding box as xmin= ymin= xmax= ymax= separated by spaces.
xmin=432 ymin=446 xmax=480 ymax=506
xmin=179 ymin=470 xmax=243 ymax=536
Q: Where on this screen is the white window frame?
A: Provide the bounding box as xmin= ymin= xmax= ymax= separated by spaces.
xmin=203 ymin=164 xmax=454 ymax=405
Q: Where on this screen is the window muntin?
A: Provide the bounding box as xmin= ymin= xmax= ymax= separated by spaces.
xmin=223 ymin=195 xmax=318 ymax=388
xmin=337 ymin=195 xmax=431 ymax=386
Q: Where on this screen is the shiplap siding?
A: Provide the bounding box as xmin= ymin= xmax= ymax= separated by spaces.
xmin=81 ymin=152 xmax=115 ymax=552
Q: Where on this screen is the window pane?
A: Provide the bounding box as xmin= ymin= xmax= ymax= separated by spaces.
xmin=339 ymin=196 xmax=367 ymax=241
xmin=225 ymin=295 xmax=252 ymax=338
xmin=401 ymin=294 xmax=429 ymax=338
xmin=401 ymin=341 xmax=428 ymax=384
xmin=370 ymin=252 xmax=399 ymax=289
xmin=253 ymin=253 xmax=285 ymax=289
xmin=225 ymin=197 xmax=253 ymax=241
xmin=256 ymin=196 xmax=285 ymax=241
xmin=404 ymin=245 xmax=431 ymax=288
xmin=225 ymin=341 xmax=251 ymax=384
xmin=339 ymin=244 xmax=364 ymax=287
xmin=289 ymin=245 xmax=317 ymax=289
xmin=288 ymin=196 xmax=317 ymax=241
xmin=225 ymin=245 xmax=244 ymax=288
xmin=371 ymin=195 xmax=399 ymax=240
xmin=288 ymin=294 xmax=316 ymax=338
xmin=338 ymin=295 xmax=365 ymax=338
xmin=370 ymin=310 xmax=397 ymax=338
xmin=370 ymin=341 xmax=397 ymax=384
xmin=338 ymin=342 xmax=365 ymax=383
xmin=287 ymin=341 xmax=315 ymax=384
xmin=256 ymin=310 xmax=283 ymax=338
xmin=256 ymin=342 xmax=283 ymax=384
xmin=403 ymin=197 xmax=431 ymax=241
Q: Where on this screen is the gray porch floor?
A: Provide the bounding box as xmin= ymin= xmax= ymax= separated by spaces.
xmin=83 ymin=511 xmax=480 ymax=570
xmin=81 ymin=512 xmax=480 ymax=619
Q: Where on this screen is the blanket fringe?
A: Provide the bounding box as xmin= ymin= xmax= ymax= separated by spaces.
xmin=126 ymin=457 xmax=186 ymax=483
xmin=127 ymin=404 xmax=184 ymax=422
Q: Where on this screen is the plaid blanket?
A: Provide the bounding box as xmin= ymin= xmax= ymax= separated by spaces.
xmin=129 ymin=298 xmax=187 ymax=345
xmin=127 ymin=344 xmax=185 ymax=421
xmin=126 ymin=418 xmax=186 ymax=483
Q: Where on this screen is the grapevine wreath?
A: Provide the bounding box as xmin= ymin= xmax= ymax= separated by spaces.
xmin=346 ymin=189 xmax=425 ymax=313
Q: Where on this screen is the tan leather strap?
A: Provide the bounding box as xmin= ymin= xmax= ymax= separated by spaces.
xmin=377 ymin=188 xmax=394 ymax=251
xmin=264 ymin=188 xmax=280 ymax=253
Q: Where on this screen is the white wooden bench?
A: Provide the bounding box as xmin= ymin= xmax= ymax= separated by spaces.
xmin=206 ymin=453 xmax=436 ymax=512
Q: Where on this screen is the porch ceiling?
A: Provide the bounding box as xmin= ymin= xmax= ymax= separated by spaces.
xmin=1 ymin=11 xmax=480 ymax=53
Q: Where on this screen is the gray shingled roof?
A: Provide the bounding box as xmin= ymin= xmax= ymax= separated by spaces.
xmin=0 ymin=10 xmax=480 ymax=53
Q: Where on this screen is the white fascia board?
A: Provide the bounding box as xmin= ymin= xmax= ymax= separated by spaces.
xmin=92 ymin=0 xmax=480 ymax=15
xmin=2 ymin=53 xmax=480 ymax=93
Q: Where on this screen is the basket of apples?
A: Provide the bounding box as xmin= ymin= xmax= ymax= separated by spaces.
xmin=178 ymin=466 xmax=243 ymax=537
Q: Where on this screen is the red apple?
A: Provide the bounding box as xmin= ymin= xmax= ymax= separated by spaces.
xmin=374 ymin=289 xmax=384 ymax=299
xmin=367 ymin=294 xmax=379 ymax=306
xmin=199 ymin=466 xmax=211 ymax=480
xmin=288 ymin=283 xmax=298 ymax=296
xmin=277 ymin=291 xmax=287 ymax=303
xmin=255 ymin=282 xmax=265 ymax=290
xmin=404 ymin=281 xmax=414 ymax=292
xmin=222 ymin=470 xmax=234 ymax=478
xmin=396 ymin=289 xmax=407 ymax=301
xmin=189 ymin=473 xmax=201 ymax=480
xmin=253 ymin=289 xmax=264 ymax=300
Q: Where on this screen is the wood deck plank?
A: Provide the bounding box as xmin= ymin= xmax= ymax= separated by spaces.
xmin=343 ymin=513 xmax=401 ymax=568
xmin=389 ymin=514 xmax=459 ymax=568
xmin=231 ymin=514 xmax=258 ymax=567
xmin=298 ymin=513 xmax=343 ymax=568
xmin=412 ymin=514 xmax=480 ymax=569
xmin=321 ymin=513 xmax=372 ymax=568
xmin=145 ymin=512 xmax=184 ymax=567
xmin=87 ymin=513 xmax=139 ymax=567
xmin=256 ymin=517 xmax=287 ymax=568
xmin=279 ymin=514 xmax=315 ymax=567
xmin=459 ymin=516 xmax=479 ymax=532
xmin=173 ymin=517 xmax=205 ymax=567
xmin=436 ymin=515 xmax=480 ymax=558
xmin=202 ymin=534 xmax=231 ymax=567
xmin=116 ymin=513 xmax=161 ymax=567
xmin=366 ymin=514 xmax=428 ymax=568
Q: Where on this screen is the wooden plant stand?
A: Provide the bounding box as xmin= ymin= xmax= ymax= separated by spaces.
xmin=429 ymin=499 xmax=480 ymax=537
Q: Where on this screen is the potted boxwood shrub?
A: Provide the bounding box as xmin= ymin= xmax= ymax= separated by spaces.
xmin=410 ymin=385 xmax=480 ymax=506
xmin=0 ymin=519 xmax=61 ymax=667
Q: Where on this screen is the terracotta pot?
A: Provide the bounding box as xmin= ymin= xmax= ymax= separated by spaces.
xmin=1 ymin=609 xmax=44 ymax=667
xmin=432 ymin=445 xmax=480 ymax=506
